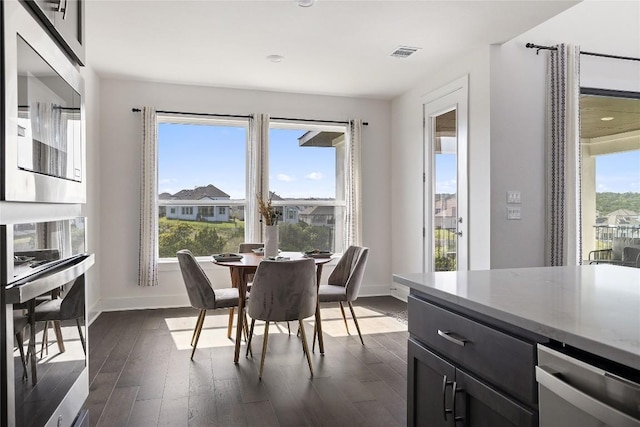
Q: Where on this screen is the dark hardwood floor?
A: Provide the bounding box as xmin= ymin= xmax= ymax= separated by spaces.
xmin=86 ymin=296 xmax=408 ymax=427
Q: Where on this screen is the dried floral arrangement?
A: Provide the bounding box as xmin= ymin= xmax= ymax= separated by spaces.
xmin=257 ymin=194 xmax=280 ymax=226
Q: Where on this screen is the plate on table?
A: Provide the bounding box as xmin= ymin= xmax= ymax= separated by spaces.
xmin=251 ymin=248 xmax=265 ymax=254
xmin=303 ymin=250 xmax=333 ymax=259
xmin=212 ymin=253 xmax=244 ymax=262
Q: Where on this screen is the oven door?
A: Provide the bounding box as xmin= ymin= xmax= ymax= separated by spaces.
xmin=536 ymin=344 xmax=640 ymax=427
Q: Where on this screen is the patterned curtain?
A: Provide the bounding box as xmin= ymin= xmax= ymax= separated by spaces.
xmin=345 ymin=120 xmax=363 ymax=248
xmin=138 ymin=107 xmax=159 ymax=286
xmin=545 ymin=44 xmax=582 ymax=266
xmin=247 ymin=113 xmax=269 ymax=243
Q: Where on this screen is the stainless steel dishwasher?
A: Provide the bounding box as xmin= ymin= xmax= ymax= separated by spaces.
xmin=536 ymin=344 xmax=640 ymax=427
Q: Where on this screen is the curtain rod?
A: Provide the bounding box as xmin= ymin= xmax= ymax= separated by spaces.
xmin=131 ymin=108 xmax=252 ymax=120
xmin=525 ymin=43 xmax=640 ymax=62
xmin=131 ymin=108 xmax=367 ymax=126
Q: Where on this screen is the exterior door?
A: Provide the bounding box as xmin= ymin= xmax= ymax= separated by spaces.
xmin=423 ymin=77 xmax=468 ymax=272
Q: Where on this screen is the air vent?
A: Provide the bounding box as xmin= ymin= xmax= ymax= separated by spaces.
xmin=390 ymin=46 xmax=420 ymax=58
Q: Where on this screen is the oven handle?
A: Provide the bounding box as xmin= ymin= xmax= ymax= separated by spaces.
xmin=4 ymin=253 xmax=95 ymax=304
xmin=536 ymin=366 xmax=640 ymax=427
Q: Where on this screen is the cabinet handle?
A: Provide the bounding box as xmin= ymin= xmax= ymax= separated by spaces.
xmin=62 ymin=0 xmax=68 ymax=19
xmin=442 ymin=376 xmax=453 ymax=420
xmin=437 ymin=329 xmax=468 ymax=347
xmin=452 ymin=382 xmax=465 ymax=426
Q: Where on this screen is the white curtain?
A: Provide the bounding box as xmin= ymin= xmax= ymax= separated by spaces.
xmin=246 ymin=113 xmax=269 ymax=243
xmin=545 ymin=44 xmax=581 ymax=266
xmin=138 ymin=107 xmax=159 ymax=286
xmin=345 ymin=120 xmax=363 ymax=248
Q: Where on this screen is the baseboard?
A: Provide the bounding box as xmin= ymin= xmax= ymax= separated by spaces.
xmin=100 ymin=294 xmax=191 ymax=312
xmin=358 ymin=283 xmax=394 ymax=297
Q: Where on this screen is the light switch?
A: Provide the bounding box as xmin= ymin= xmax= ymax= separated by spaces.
xmin=507 ymin=207 xmax=521 ymax=220
xmin=507 ymin=191 xmax=521 ymax=204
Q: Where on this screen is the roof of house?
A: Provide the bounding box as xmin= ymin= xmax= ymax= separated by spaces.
xmin=171 ymin=184 xmax=230 ymax=200
xmin=299 ymin=206 xmax=335 ymax=216
xmin=158 ymin=192 xmax=173 ymax=200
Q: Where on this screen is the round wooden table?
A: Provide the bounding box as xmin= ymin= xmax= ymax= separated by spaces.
xmin=213 ymin=252 xmax=332 ymax=363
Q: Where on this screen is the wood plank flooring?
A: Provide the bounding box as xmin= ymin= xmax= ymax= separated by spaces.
xmin=86 ymin=297 xmax=408 ymax=427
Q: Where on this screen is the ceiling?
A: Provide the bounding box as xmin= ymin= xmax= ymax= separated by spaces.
xmin=85 ymin=0 xmax=579 ymax=100
xmin=581 ymin=95 xmax=640 ymax=139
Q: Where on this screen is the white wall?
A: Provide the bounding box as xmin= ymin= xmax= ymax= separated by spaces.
xmin=390 ymin=47 xmax=492 ymax=300
xmin=489 ymin=0 xmax=640 ymax=268
xmin=98 ymin=79 xmax=391 ymax=311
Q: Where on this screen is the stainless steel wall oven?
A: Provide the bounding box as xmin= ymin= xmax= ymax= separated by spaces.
xmin=2 ymin=0 xmax=86 ymax=204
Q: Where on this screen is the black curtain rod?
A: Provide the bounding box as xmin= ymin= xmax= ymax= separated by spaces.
xmin=271 ymin=116 xmax=369 ymax=126
xmin=131 ymin=108 xmax=252 ymax=120
xmin=525 ymin=43 xmax=640 ymax=62
xmin=131 ymin=108 xmax=367 ymax=126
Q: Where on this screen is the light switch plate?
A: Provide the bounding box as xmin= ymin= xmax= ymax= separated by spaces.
xmin=507 ymin=191 xmax=521 ymax=204
xmin=507 ymin=207 xmax=521 ymax=220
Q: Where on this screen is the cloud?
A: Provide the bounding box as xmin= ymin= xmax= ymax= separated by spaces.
xmin=276 ymin=173 xmax=294 ymax=182
xmin=305 ymin=172 xmax=323 ymax=180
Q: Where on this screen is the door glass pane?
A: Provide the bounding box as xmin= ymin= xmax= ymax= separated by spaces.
xmin=580 ymin=94 xmax=640 ymax=262
xmin=433 ymin=109 xmax=457 ymax=271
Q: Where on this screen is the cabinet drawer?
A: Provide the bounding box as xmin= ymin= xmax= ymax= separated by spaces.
xmin=408 ymin=295 xmax=536 ymax=406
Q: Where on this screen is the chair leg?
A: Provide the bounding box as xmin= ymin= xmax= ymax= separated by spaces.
xmin=298 ymin=320 xmax=313 ymax=378
xmin=287 ymin=321 xmax=291 ymax=336
xmin=191 ymin=309 xmax=206 ymax=360
xmin=312 ymin=321 xmax=317 ymax=353
xmin=246 ymin=318 xmax=256 ymax=358
xmin=227 ymin=307 xmax=235 ymax=339
xmin=76 ymin=318 xmax=86 ymax=355
xmin=53 ymin=320 xmax=66 ymax=353
xmin=192 ymin=310 xmax=206 ymax=346
xmin=347 ymin=302 xmax=364 ymax=345
xmin=339 ymin=302 xmax=350 ymax=335
xmin=243 ymin=312 xmax=250 ymax=342
xmin=15 ymin=331 xmax=28 ymax=380
xmin=259 ymin=321 xmax=270 ymax=380
xmin=40 ymin=321 xmax=49 ymax=358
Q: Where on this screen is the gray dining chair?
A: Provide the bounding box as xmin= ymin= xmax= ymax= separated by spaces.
xmin=35 ymin=275 xmax=87 ymax=358
xmin=177 ymin=249 xmax=242 ymax=359
xmin=246 ymin=258 xmax=316 ymax=379
xmin=316 ymin=246 xmax=369 ymax=347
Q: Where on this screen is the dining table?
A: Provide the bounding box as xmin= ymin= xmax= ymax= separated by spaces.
xmin=213 ymin=252 xmax=333 ymax=363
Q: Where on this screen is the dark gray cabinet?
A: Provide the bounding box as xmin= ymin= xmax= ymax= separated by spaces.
xmin=408 ymin=295 xmax=539 ymax=426
xmin=22 ymin=0 xmax=85 ymax=65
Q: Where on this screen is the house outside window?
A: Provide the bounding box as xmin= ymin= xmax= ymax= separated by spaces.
xmin=156 ymin=115 xmax=348 ymax=258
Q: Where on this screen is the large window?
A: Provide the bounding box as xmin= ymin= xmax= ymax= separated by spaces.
xmin=268 ymin=122 xmax=347 ymax=253
xmin=157 ymin=116 xmax=248 ymax=257
xmin=156 ymin=116 xmax=347 ymax=258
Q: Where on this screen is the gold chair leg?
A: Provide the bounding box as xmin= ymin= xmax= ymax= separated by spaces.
xmin=53 ymin=320 xmax=66 ymax=353
xmin=246 ymin=318 xmax=256 ymax=358
xmin=40 ymin=321 xmax=49 ymax=358
xmin=192 ymin=310 xmax=205 ymax=346
xmin=191 ymin=309 xmax=206 ymax=360
xmin=339 ymin=302 xmax=350 ymax=335
xmin=259 ymin=321 xmax=270 ymax=380
xmin=298 ymin=320 xmax=313 ymax=377
xmin=227 ymin=307 xmax=235 ymax=339
xmin=312 ymin=321 xmax=317 ymax=353
xmin=243 ymin=312 xmax=250 ymax=342
xmin=347 ymin=302 xmax=364 ymax=345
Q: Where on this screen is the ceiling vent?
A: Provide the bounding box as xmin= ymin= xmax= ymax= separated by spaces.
xmin=390 ymin=46 xmax=420 ymax=58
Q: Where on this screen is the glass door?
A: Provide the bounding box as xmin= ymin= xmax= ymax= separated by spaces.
xmin=423 ymin=78 xmax=468 ymax=272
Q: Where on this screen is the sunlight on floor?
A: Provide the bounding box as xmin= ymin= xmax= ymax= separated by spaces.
xmin=164 ymin=305 xmax=407 ymax=351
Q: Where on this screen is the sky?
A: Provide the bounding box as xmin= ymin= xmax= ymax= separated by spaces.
xmin=596 ymin=150 xmax=640 ymax=193
xmin=158 ymin=123 xmax=336 ymax=199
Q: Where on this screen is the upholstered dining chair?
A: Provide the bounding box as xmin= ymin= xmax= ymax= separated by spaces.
xmin=35 ymin=275 xmax=87 ymax=358
xmin=245 ymin=258 xmax=316 ymax=379
xmin=177 ymin=249 xmax=242 ymax=359
xmin=316 ymin=246 xmax=369 ymax=347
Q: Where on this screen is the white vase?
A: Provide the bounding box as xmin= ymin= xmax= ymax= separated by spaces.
xmin=264 ymin=225 xmax=279 ymax=257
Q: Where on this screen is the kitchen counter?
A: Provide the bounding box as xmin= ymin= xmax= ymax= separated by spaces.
xmin=394 ymin=264 xmax=640 ymax=370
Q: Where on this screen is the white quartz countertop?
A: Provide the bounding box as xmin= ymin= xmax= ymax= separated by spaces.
xmin=393 ymin=265 xmax=640 ymax=370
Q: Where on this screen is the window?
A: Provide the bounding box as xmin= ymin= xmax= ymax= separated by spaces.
xmin=157 ymin=116 xmax=248 ymax=258
xmin=156 ymin=116 xmax=351 ymax=258
xmin=268 ymin=121 xmax=347 ymax=253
